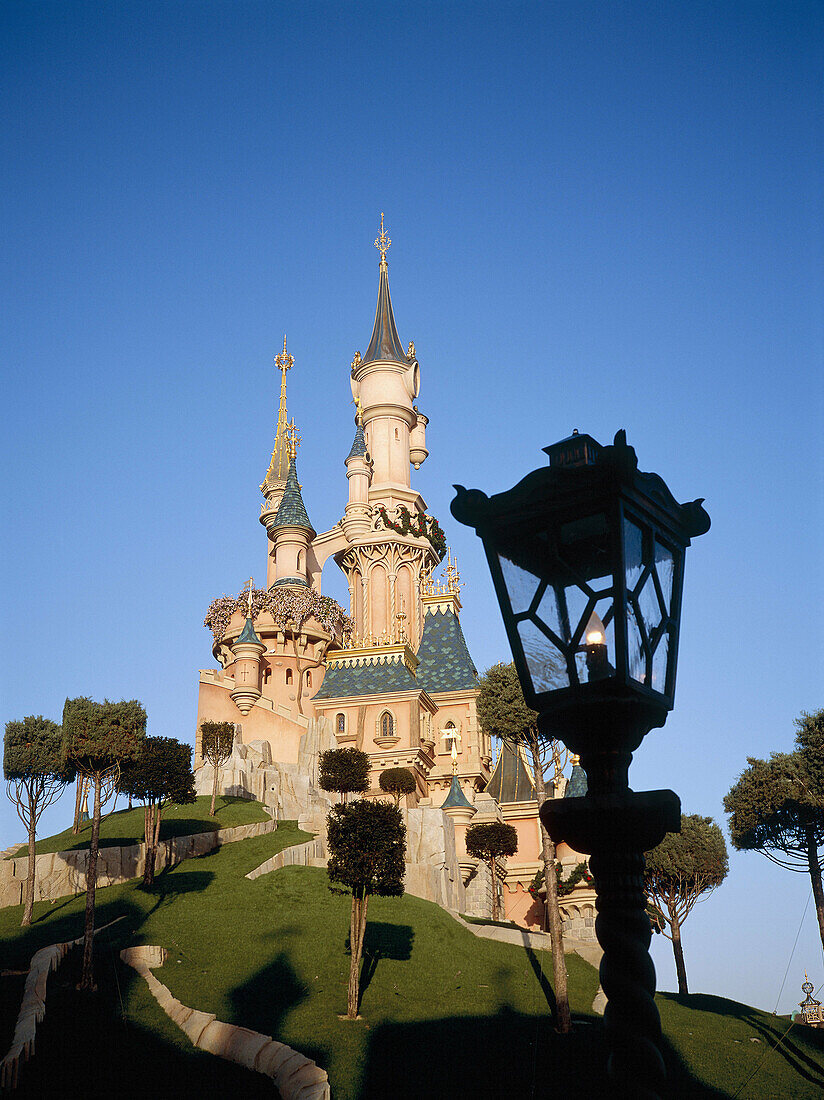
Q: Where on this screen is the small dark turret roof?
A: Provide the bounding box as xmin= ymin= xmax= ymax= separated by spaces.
xmin=415 ymin=608 xmax=478 ymax=694
xmin=565 ymin=762 xmax=588 ymax=799
xmin=346 ymin=420 xmax=367 ymax=462
xmin=362 ymin=262 xmax=406 ymax=365
xmin=485 ymin=740 xmax=535 ymax=804
xmin=272 ymin=455 xmax=314 ymax=534
xmin=236 ymin=617 xmax=263 ymax=646
xmin=442 ymin=774 xmax=475 ymax=812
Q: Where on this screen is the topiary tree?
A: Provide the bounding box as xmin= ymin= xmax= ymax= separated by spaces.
xmin=4 ymin=716 xmax=72 ymax=926
xmin=326 ymin=799 xmax=406 ymax=1018
xmin=318 ymin=747 xmax=370 ymax=804
xmin=725 ymin=739 xmax=824 ymax=953
xmin=476 ymin=662 xmax=571 ymax=1032
xmin=644 ymin=813 xmax=728 ymax=994
xmin=61 ymin=696 xmax=145 ymax=990
xmin=118 ymin=736 xmax=197 ymax=886
xmin=465 ymin=820 xmax=518 ymax=922
xmin=200 ymin=720 xmax=235 ymax=817
xmin=378 ymin=767 xmax=416 ymax=807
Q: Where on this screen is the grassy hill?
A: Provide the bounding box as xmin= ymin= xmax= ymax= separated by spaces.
xmin=2 ymin=817 xmax=823 ymax=1098
xmin=11 ymin=794 xmax=270 ymax=856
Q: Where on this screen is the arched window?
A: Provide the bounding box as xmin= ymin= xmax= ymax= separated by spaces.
xmin=442 ymin=721 xmax=457 ymax=754
xmin=336 ymin=713 xmax=346 ymax=734
xmin=285 ymin=668 xmax=293 ymax=685
xmin=380 ymin=712 xmax=394 ymax=739
xmin=305 ymin=671 xmax=312 ymax=688
xmin=297 ymin=549 xmax=304 ymax=572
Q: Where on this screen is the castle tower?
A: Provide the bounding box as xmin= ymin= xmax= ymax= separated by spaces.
xmin=270 ymin=427 xmax=316 ymax=588
xmin=260 ymin=337 xmax=294 ymax=585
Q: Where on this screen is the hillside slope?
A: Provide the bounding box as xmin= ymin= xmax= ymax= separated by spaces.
xmin=2 ymin=823 xmax=822 ymax=1098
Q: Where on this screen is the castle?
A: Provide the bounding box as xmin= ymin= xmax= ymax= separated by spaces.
xmin=194 ymin=218 xmax=595 ymax=937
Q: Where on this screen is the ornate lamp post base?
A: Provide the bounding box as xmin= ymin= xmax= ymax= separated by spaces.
xmin=541 ymin=789 xmax=680 ymax=1099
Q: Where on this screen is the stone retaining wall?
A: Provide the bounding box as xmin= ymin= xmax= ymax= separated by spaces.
xmin=0 ymin=815 xmax=278 ymax=910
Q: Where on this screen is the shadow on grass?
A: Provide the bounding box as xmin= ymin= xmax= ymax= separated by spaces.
xmin=660 ymin=991 xmax=824 ymax=1093
xmin=231 ymin=953 xmax=310 ymax=1038
xmin=141 ymin=869 xmax=215 ymax=915
xmin=358 ymin=922 xmax=414 ymax=1009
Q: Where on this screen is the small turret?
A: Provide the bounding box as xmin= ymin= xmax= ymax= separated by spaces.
xmin=270 ymin=426 xmax=315 ymax=588
xmin=230 ymin=581 xmax=266 ymax=714
xmin=342 ymin=404 xmax=373 ymax=541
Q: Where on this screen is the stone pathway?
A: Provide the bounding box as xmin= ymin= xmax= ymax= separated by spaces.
xmin=121 ymin=946 xmax=330 ymax=1100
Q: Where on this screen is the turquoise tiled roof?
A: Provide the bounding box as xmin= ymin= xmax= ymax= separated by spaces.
xmin=314 ymin=656 xmax=418 ymax=699
xmin=236 ymin=617 xmax=263 ymax=645
xmin=565 ymin=763 xmax=588 ymax=798
xmin=346 ymin=421 xmax=367 ymax=462
xmin=272 ymin=456 xmax=314 ymax=533
xmin=415 ymin=608 xmax=478 ymax=695
xmin=442 ymin=774 xmax=475 ymax=811
xmin=270 ymin=576 xmax=309 ymax=588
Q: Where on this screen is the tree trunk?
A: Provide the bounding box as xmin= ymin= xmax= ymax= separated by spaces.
xmin=79 ymin=774 xmax=102 ymax=991
xmin=143 ymin=803 xmax=156 ymax=887
xmin=210 ymin=758 xmax=219 ymax=817
xmin=806 ymin=824 xmax=824 ymax=955
xmin=72 ymin=774 xmax=83 ymax=835
xmin=669 ymin=908 xmax=689 ymax=995
xmin=22 ymin=794 xmax=36 ymax=927
xmin=347 ymin=891 xmax=369 ymax=1018
xmin=529 ymin=735 xmax=571 ymax=1034
xmin=489 ymin=854 xmax=499 ymax=921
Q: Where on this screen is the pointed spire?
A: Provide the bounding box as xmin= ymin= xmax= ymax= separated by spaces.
xmin=261 ymin=336 xmax=293 ymax=494
xmin=442 ymin=774 xmax=475 ymax=811
xmin=272 ymin=443 xmax=315 ymax=534
xmin=362 ymin=214 xmax=406 ymax=365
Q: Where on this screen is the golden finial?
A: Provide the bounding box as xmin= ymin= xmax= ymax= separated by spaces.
xmin=351 ymin=350 xmax=362 ymax=374
xmin=246 ymin=577 xmax=255 ymax=618
xmin=275 ymin=334 xmax=293 ymax=374
xmin=287 ymin=418 xmax=300 ymax=460
xmin=374 ymin=212 xmax=391 ymax=265
xmin=354 ymin=394 xmax=364 ymax=425
xmin=406 ymin=341 xmax=416 ymax=361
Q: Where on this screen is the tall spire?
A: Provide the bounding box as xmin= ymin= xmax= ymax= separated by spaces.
xmin=261 ymin=336 xmax=293 ymax=494
xmin=362 ymin=214 xmax=406 ymax=365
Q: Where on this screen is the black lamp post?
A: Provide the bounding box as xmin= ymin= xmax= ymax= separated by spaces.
xmin=452 ymin=429 xmax=709 ymax=1098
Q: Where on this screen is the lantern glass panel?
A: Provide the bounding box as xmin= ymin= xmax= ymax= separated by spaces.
xmin=628 ymin=602 xmax=645 ymax=683
xmin=624 ymin=516 xmax=645 ymax=591
xmin=652 ymin=629 xmax=670 ymax=693
xmin=517 ymin=618 xmax=570 ymax=691
xmin=639 ymin=573 xmax=662 ymax=635
xmin=655 ymin=540 xmax=674 ymax=613
xmin=499 ymin=553 xmax=542 ymax=616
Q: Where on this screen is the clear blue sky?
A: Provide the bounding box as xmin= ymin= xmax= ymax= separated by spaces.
xmin=2 ymin=2 xmax=822 ymax=1017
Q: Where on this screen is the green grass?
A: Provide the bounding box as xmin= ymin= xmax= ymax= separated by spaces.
xmin=18 ymin=795 xmax=269 ymax=856
xmin=2 ymin=824 xmax=823 ymax=1099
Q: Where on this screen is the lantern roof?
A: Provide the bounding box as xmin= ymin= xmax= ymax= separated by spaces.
xmin=452 ymin=429 xmax=710 ymax=546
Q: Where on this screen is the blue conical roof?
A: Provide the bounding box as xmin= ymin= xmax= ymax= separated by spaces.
xmin=346 ymin=420 xmax=367 ymax=462
xmin=565 ymin=763 xmax=588 ymax=798
xmin=442 ymin=774 xmax=475 ymax=811
xmin=272 ymin=454 xmax=314 ymax=533
xmin=236 ymin=616 xmax=263 ymax=646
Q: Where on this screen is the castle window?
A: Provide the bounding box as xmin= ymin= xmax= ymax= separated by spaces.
xmin=394 ymin=427 xmax=399 ymax=440
xmin=285 ymin=668 xmax=293 ymax=685
xmin=336 ymin=713 xmax=346 ymax=734
xmin=305 ymin=671 xmax=312 ymax=687
xmin=297 ymin=549 xmax=304 ymax=572
xmin=380 ymin=712 xmax=394 ymax=739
